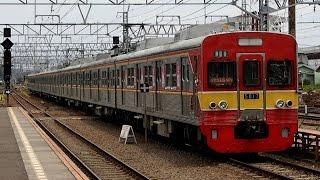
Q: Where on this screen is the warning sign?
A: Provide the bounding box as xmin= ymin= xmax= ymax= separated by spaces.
xmin=119 ymin=125 xmax=137 ymax=144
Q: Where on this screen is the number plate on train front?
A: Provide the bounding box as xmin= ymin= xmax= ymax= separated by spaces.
xmin=244 ymin=93 xmax=259 ymax=99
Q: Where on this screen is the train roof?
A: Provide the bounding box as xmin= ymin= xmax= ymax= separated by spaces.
xmin=28 ymin=35 xmax=206 ymax=77
xmin=28 ymin=31 xmax=295 ymax=77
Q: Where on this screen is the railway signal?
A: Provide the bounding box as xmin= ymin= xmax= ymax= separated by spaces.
xmin=1 ymin=28 xmax=14 ymax=105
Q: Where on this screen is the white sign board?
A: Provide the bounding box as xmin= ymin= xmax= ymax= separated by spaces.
xmin=119 ymin=125 xmax=137 ymax=144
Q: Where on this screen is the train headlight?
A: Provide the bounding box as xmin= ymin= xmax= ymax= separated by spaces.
xmin=286 ymin=100 xmax=293 ymax=108
xmin=209 ymin=102 xmax=216 ymax=109
xmin=218 ymin=100 xmax=228 ymax=110
xmin=276 ymin=99 xmax=285 ymax=109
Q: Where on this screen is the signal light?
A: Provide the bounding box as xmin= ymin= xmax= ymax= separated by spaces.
xmin=3 ymin=49 xmax=12 ymax=76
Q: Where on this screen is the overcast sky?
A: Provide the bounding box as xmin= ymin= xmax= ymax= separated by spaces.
xmin=0 ymin=0 xmax=319 ymax=47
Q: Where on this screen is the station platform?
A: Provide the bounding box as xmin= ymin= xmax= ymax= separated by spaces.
xmin=0 ymin=107 xmax=81 ymax=180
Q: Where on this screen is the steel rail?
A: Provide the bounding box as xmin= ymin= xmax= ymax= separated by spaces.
xmin=229 ymin=154 xmax=320 ymax=180
xmin=228 ymin=158 xmax=292 ymax=179
xmin=299 ymin=113 xmax=320 ymax=120
xmin=260 ymin=154 xmax=320 ymax=175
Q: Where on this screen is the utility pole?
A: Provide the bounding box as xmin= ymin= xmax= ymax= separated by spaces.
xmin=289 ymin=0 xmax=296 ymax=37
xmin=259 ymin=0 xmax=269 ymax=31
xmin=121 ymin=11 xmax=130 ymax=53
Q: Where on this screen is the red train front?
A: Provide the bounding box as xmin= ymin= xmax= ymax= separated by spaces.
xmin=198 ymin=32 xmax=298 ymax=153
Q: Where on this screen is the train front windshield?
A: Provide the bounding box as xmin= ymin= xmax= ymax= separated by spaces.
xmin=268 ymin=61 xmax=292 ymax=86
xmin=207 ymin=62 xmax=236 ymax=88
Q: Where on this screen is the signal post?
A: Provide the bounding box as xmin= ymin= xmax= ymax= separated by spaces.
xmin=1 ymin=28 xmax=13 ymax=106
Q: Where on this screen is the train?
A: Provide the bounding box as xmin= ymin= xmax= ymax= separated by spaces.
xmin=27 ymin=31 xmax=298 ymax=153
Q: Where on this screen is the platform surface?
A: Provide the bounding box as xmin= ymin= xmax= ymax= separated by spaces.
xmin=0 ymin=107 xmax=76 ymax=180
xmin=0 ymin=108 xmax=28 ymax=180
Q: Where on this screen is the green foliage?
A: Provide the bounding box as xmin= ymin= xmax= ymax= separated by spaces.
xmin=303 ymin=84 xmax=320 ymax=92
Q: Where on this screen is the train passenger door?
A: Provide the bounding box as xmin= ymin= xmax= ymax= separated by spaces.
xmin=98 ymin=69 xmax=101 ymax=102
xmin=236 ymin=53 xmax=269 ymax=139
xmin=121 ymin=66 xmax=125 ymax=105
xmin=107 ymin=68 xmax=110 ymax=103
xmin=136 ymin=64 xmax=143 ymax=107
xmin=237 ymin=53 xmax=265 ymax=119
xmin=155 ymin=61 xmax=162 ymax=111
xmin=82 ymin=71 xmax=85 ymax=100
xmin=181 ymin=57 xmax=190 ymax=116
xmin=238 ymin=54 xmax=265 ymax=110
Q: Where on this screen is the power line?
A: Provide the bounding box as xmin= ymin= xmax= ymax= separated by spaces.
xmin=181 ymin=4 xmax=230 ymax=22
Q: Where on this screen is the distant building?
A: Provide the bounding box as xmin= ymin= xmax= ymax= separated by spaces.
xmin=298 ymin=46 xmax=320 ymax=85
xmin=298 ymin=64 xmax=315 ymax=85
xmin=299 ymin=46 xmax=320 ymax=69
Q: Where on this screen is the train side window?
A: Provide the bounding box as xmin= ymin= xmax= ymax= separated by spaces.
xmin=156 ymin=65 xmax=161 ymax=82
xmin=127 ymin=67 xmax=135 ymax=87
xmin=116 ymin=69 xmax=120 ymax=86
xmin=165 ymin=64 xmax=171 ymax=87
xmin=144 ymin=65 xmax=153 ymax=86
xmin=107 ymin=68 xmax=110 ymax=87
xmin=172 ymin=63 xmax=177 ymax=87
xmin=243 ymin=61 xmax=260 ymax=86
xmin=137 ymin=67 xmax=141 ymax=84
xmin=186 ymin=64 xmax=190 ymax=81
xmin=110 ymin=70 xmax=114 ymax=87
xmin=165 ymin=63 xmax=177 ymax=88
xmin=182 ymin=65 xmax=185 ymax=81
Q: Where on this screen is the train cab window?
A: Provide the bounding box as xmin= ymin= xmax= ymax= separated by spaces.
xmin=208 ymin=62 xmax=236 ymax=88
xmin=268 ymin=60 xmax=292 ymax=86
xmin=244 ymin=61 xmax=260 ymax=86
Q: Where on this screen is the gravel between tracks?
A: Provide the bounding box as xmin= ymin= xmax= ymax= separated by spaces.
xmin=42 ymin=118 xmax=255 ymax=180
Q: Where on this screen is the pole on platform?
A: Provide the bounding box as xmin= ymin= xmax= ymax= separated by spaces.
xmin=289 ymin=0 xmax=296 ymax=37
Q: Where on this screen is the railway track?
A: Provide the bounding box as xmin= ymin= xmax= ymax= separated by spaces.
xmin=13 ymin=90 xmax=320 ymax=179
xmin=11 ymin=91 xmax=150 ymax=180
xmin=299 ymin=113 xmax=320 ymax=121
xmin=229 ymin=154 xmax=320 ymax=179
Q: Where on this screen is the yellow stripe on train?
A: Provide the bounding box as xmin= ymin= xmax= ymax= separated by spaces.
xmin=198 ymin=90 xmax=298 ymax=111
